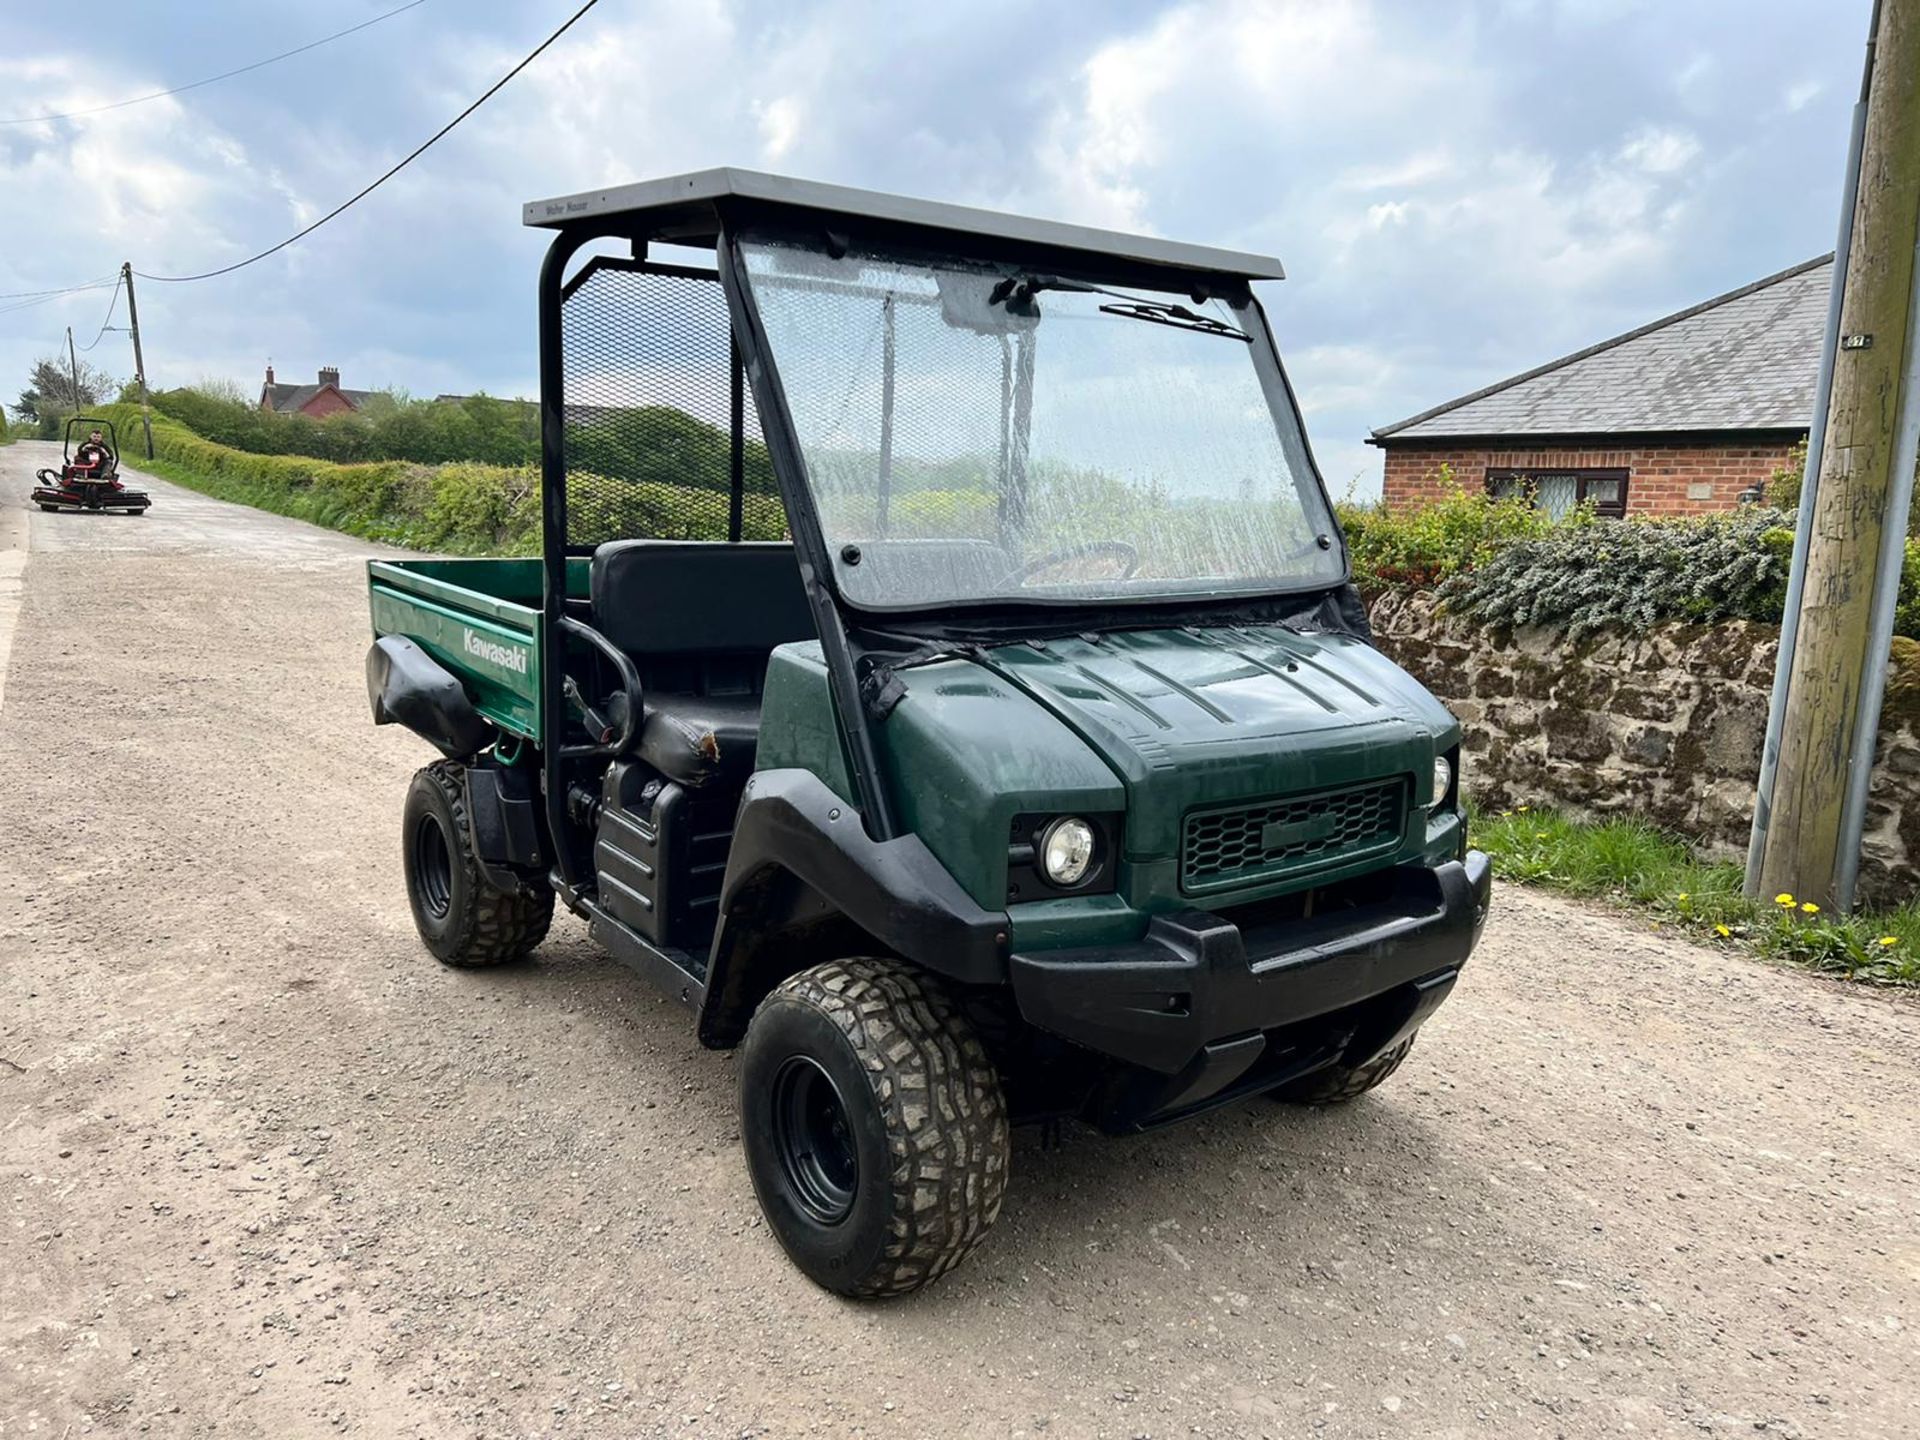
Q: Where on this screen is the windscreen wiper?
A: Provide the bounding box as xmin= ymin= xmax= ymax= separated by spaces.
xmin=1096 ymin=299 xmax=1250 ymax=341
xmin=987 ymin=274 xmax=1249 ymax=340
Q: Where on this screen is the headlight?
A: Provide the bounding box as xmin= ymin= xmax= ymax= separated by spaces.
xmin=1040 ymin=816 xmax=1097 ymax=887
xmin=1431 ymin=754 xmax=1455 ymax=811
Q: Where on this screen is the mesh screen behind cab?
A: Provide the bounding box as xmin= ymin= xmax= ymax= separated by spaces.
xmin=559 ymin=258 xmax=781 ymax=549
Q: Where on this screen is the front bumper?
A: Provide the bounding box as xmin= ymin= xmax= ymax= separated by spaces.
xmin=1008 ymin=852 xmax=1491 ymax=1130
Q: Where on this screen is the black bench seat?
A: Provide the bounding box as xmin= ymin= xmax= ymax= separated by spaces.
xmin=588 ymin=540 xmax=816 ymax=787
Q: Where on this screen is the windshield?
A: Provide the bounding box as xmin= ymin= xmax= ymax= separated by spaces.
xmin=739 ymin=237 xmax=1343 ymax=611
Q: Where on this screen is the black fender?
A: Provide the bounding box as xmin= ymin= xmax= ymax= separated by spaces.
xmin=366 ymin=635 xmax=493 ymax=759
xmin=698 ymin=768 xmax=1009 ymax=1048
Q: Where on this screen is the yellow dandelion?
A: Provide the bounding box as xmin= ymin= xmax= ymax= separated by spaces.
xmin=1677 ymin=892 xmax=1690 ymax=901
xmin=1801 ymin=902 xmax=1820 ymax=915
xmin=1880 ymin=936 xmax=1900 ymax=947
xmin=1715 ymin=924 xmax=1731 ymax=937
xmin=1774 ymin=893 xmax=1794 ymax=906
xmin=1517 ymin=805 xmax=1531 ymax=813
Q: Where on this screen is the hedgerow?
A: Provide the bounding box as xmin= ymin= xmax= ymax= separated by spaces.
xmin=91 ymin=402 xmax=784 ymax=554
xmin=1338 ymin=480 xmax=1557 ymax=589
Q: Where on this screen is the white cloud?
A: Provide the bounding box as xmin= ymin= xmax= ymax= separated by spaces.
xmin=1619 ymin=125 xmax=1701 ymax=174
xmin=755 ymin=97 xmax=803 ymax=162
xmin=1784 ymin=78 xmax=1823 ymax=112
xmin=1339 ymin=149 xmax=1457 ymax=193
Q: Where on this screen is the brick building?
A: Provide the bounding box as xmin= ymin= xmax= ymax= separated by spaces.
xmin=1369 ymin=255 xmax=1829 ymax=517
xmin=259 ymin=364 xmax=377 ymax=419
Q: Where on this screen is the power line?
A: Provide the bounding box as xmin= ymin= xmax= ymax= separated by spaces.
xmin=0 ymin=0 xmax=431 ymax=126
xmin=0 ymin=281 xmax=118 ymax=320
xmin=76 ymin=275 xmax=125 ymax=352
xmin=137 ymin=0 xmax=603 ymax=285
xmin=0 ymin=276 xmax=118 ymax=302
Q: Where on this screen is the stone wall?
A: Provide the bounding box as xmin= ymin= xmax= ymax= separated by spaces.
xmin=1369 ymin=590 xmax=1920 ymax=905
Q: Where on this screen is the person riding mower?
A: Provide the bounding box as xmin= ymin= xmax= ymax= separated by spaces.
xmin=31 ymin=415 xmax=151 ymax=514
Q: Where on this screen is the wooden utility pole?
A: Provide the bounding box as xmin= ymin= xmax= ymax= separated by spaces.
xmin=65 ymin=326 xmax=80 ymax=411
xmin=1755 ymin=0 xmax=1920 ymax=909
xmin=121 ymin=262 xmax=155 ymax=459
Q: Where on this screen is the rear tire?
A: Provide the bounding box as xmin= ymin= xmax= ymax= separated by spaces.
xmin=402 ymin=761 xmax=552 ymax=967
xmin=739 ymin=958 xmax=1009 ymax=1298
xmin=1272 ymin=1034 xmax=1417 ymax=1105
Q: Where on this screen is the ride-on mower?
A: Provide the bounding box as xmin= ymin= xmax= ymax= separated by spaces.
xmin=364 ymin=169 xmax=1490 ymax=1298
xmin=31 ymin=416 xmax=151 ymax=514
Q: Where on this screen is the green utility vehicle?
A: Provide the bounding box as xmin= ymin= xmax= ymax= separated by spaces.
xmin=366 ymin=170 xmax=1490 ymax=1298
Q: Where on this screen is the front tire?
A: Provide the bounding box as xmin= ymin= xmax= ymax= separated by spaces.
xmin=1273 ymin=1033 xmax=1418 ymax=1105
xmin=739 ymin=958 xmax=1010 ymax=1298
xmin=402 ymin=761 xmax=553 ymax=967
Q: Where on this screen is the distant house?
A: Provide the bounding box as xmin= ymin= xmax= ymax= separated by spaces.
xmin=1369 ymin=255 xmax=1829 ymax=517
xmin=259 ymin=364 xmax=378 ymax=419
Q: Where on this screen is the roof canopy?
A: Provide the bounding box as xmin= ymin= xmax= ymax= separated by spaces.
xmin=1372 ymin=255 xmax=1831 ymax=444
xmin=523 ymin=167 xmax=1286 ymax=283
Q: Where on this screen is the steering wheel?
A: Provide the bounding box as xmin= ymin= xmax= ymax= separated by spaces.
xmin=998 ymin=540 xmax=1140 ymax=588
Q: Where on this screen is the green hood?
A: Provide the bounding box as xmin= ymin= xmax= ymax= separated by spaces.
xmin=856 ymin=624 xmax=1459 ymax=916
xmin=977 ymin=626 xmax=1456 ymax=867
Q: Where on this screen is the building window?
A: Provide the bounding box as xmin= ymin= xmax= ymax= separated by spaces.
xmin=1486 ymin=467 xmax=1629 ymax=520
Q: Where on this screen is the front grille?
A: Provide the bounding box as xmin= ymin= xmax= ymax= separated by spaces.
xmin=1181 ymin=777 xmax=1409 ymax=894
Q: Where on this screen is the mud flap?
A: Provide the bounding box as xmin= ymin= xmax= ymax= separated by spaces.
xmin=366 ymin=635 xmax=493 ymax=759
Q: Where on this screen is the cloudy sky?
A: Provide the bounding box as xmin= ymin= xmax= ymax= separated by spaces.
xmin=0 ymin=0 xmax=1870 ymax=497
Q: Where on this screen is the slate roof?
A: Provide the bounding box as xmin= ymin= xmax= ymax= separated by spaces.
xmin=262 ymin=382 xmax=379 ymax=414
xmin=1371 ymin=255 xmax=1831 ymax=444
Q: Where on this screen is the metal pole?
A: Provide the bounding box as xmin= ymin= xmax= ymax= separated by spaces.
xmin=1836 ymin=227 xmax=1920 ymax=908
xmin=1745 ymin=9 xmax=1877 ymax=895
xmin=122 ymin=262 xmax=155 ymax=460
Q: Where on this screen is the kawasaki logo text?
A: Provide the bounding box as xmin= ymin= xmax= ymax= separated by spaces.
xmin=463 ymin=629 xmax=528 ymax=675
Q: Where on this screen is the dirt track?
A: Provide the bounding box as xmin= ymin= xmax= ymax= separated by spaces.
xmin=2 ymin=439 xmax=1917 ymax=1439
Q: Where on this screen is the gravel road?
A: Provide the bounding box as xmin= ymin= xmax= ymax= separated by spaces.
xmin=3 ymin=440 xmax=1917 ymax=1439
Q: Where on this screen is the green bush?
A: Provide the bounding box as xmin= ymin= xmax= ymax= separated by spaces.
xmin=91 ymin=402 xmax=787 ymax=555
xmin=1339 ymin=468 xmax=1558 ymax=590
xmin=1766 ymin=438 xmax=1809 ymax=510
xmin=1898 ymin=539 xmax=1920 ymax=642
xmin=1437 ymin=508 xmax=1803 ymax=639
xmin=151 ymin=384 xmax=543 ymax=467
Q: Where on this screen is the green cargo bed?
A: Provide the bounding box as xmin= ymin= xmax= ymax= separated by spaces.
xmin=367 ymin=557 xmax=588 ymax=742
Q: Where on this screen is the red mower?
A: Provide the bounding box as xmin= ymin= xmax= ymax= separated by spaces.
xmin=31 ymin=416 xmax=151 ymax=514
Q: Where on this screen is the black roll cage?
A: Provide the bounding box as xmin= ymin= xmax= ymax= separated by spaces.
xmin=64 ymin=414 xmax=118 ymax=463
xmin=534 ymin=197 xmax=1350 ymax=887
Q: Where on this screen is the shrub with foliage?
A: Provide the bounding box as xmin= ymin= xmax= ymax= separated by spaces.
xmin=1339 ymin=468 xmax=1558 ymax=590
xmin=1765 ymin=437 xmax=1809 ymax=511
xmin=153 ymin=384 xmax=540 ymax=466
xmin=90 ymin=402 xmax=785 ymax=555
xmin=1436 ymin=507 xmax=1803 ymax=639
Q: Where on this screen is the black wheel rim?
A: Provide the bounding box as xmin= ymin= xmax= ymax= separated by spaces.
xmin=770 ymin=1055 xmax=858 ymax=1225
xmin=411 ymin=814 xmax=453 ymax=920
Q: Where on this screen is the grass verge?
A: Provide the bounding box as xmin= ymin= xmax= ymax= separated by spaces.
xmin=1474 ymin=805 xmax=1920 ymax=986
